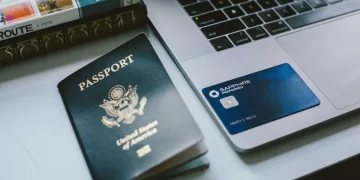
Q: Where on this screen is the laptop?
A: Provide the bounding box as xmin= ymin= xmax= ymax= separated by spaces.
xmin=143 ymin=0 xmax=360 ymax=152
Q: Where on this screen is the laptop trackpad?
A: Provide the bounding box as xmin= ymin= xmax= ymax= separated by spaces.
xmin=277 ymin=14 xmax=360 ymax=109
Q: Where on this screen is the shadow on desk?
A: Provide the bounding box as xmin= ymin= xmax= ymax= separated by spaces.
xmin=300 ymin=153 xmax=360 ymax=180
xmin=239 ymin=109 xmax=360 ymax=165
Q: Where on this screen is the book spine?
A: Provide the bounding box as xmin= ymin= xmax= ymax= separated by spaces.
xmin=79 ymin=0 xmax=141 ymax=18
xmin=0 ymin=0 xmax=141 ymax=41
xmin=0 ymin=8 xmax=79 ymax=41
xmin=0 ymin=3 xmax=147 ymax=67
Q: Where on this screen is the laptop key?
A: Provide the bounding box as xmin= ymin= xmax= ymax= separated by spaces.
xmin=210 ymin=36 xmax=234 ymax=51
xmin=307 ymin=0 xmax=327 ymax=9
xmin=258 ymin=9 xmax=280 ymax=22
xmin=224 ymin=6 xmax=245 ymax=18
xmin=275 ymin=5 xmax=296 ymax=18
xmin=286 ymin=1 xmax=360 ymax=29
xmin=178 ymin=0 xmax=197 ymax=6
xmin=241 ymin=2 xmax=262 ymax=14
xmin=325 ymin=0 xmax=342 ymax=4
xmin=185 ymin=2 xmax=214 ymax=16
xmin=228 ymin=31 xmax=252 ymax=46
xmin=264 ymin=20 xmax=290 ymax=35
xmin=193 ymin=11 xmax=228 ymax=27
xmin=258 ymin=0 xmax=278 ymax=9
xmin=242 ymin=14 xmax=263 ymax=27
xmin=246 ymin=26 xmax=269 ymax=40
xmin=210 ymin=0 xmax=231 ymax=9
xmin=277 ymin=0 xmax=294 ymax=5
xmin=201 ymin=19 xmax=246 ymax=39
xmin=291 ymin=1 xmax=312 ymax=13
xmin=231 ymin=0 xmax=248 ymax=4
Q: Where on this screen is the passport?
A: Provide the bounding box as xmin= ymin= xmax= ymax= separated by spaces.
xmin=58 ymin=34 xmax=207 ymax=180
xmin=203 ymin=64 xmax=320 ymax=135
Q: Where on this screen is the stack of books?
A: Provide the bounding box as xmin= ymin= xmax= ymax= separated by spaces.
xmin=0 ymin=0 xmax=147 ymax=67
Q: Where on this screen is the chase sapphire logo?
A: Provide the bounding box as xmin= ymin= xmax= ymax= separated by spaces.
xmin=209 ymin=90 xmax=220 ymax=98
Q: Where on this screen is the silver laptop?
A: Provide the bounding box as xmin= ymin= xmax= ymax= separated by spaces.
xmin=143 ymin=0 xmax=360 ymax=152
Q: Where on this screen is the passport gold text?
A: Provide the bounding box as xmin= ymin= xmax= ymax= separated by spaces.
xmin=116 ymin=120 xmax=159 ymax=151
xmin=78 ymin=54 xmax=134 ymax=91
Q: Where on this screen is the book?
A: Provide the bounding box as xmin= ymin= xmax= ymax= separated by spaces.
xmin=0 ymin=3 xmax=147 ymax=67
xmin=0 ymin=0 xmax=141 ymax=41
xmin=57 ymin=33 xmax=208 ymax=180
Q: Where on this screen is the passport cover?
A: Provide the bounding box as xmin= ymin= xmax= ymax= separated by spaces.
xmin=58 ymin=34 xmax=205 ymax=180
xmin=203 ymin=64 xmax=320 ymax=134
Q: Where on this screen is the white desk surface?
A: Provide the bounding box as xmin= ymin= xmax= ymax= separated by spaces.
xmin=1 ymin=26 xmax=360 ymax=180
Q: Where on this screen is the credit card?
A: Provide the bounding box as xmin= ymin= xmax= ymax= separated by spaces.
xmin=202 ymin=63 xmax=320 ymax=135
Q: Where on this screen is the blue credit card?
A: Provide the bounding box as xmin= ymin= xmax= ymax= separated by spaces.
xmin=202 ymin=63 xmax=320 ymax=135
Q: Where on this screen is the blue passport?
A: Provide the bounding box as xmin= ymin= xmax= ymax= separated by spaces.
xmin=202 ymin=64 xmax=320 ymax=135
xmin=58 ymin=34 xmax=207 ymax=180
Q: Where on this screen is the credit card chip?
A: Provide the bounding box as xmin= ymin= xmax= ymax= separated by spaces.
xmin=220 ymin=96 xmax=239 ymax=109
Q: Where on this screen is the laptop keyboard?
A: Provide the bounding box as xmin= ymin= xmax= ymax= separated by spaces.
xmin=178 ymin=0 xmax=356 ymax=51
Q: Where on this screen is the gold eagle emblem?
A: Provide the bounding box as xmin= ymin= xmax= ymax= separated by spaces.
xmin=99 ymin=85 xmax=147 ymax=128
